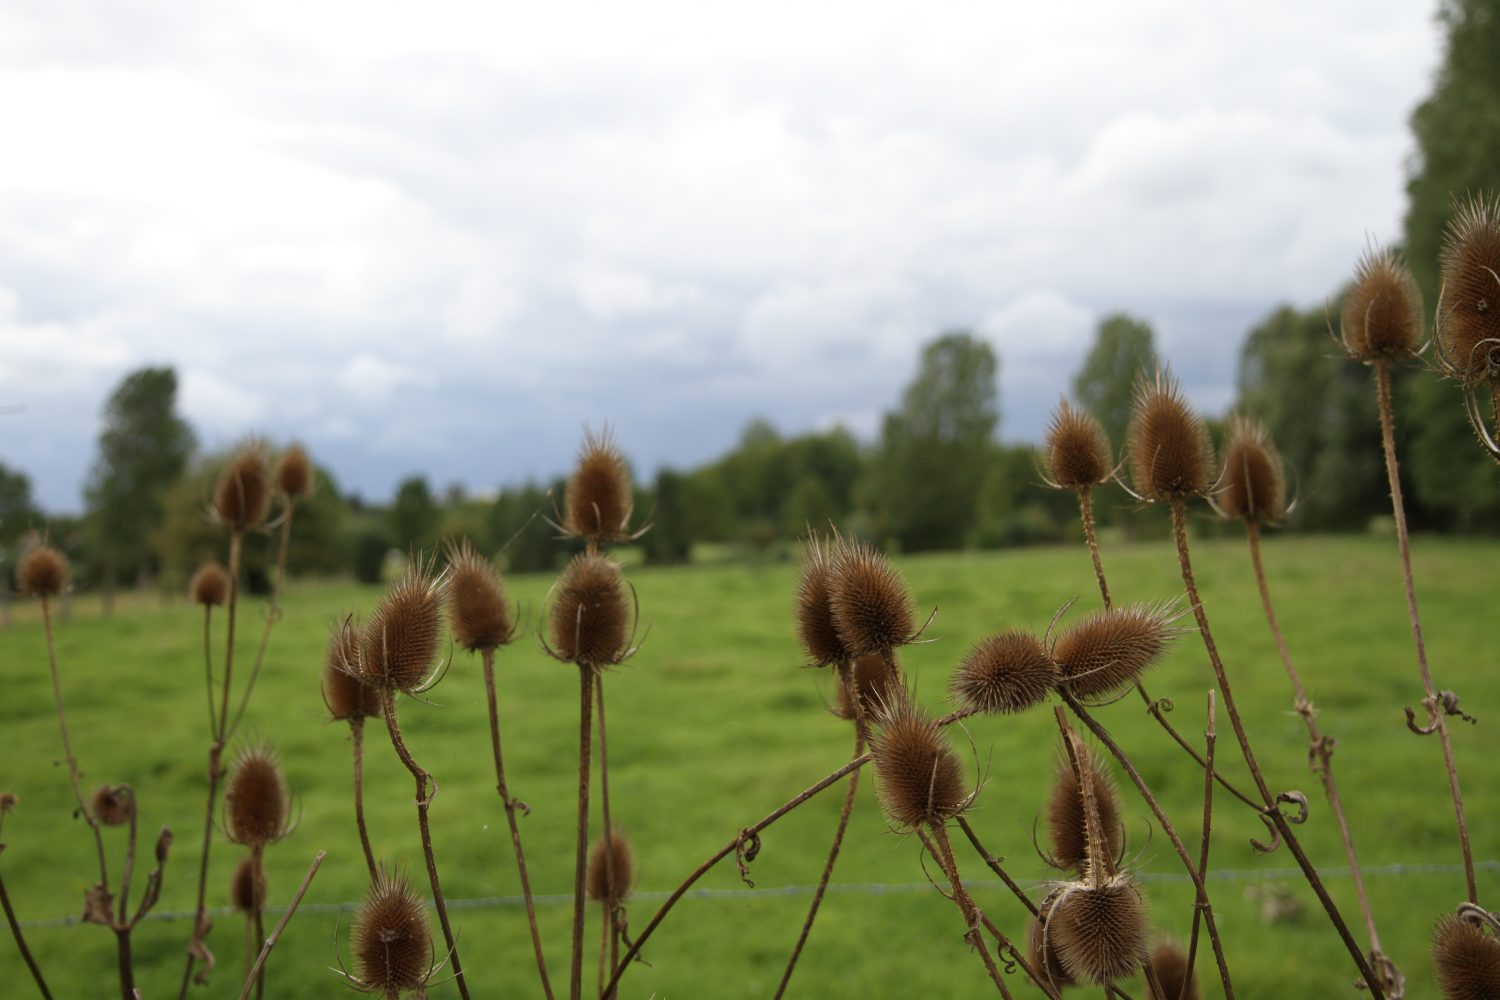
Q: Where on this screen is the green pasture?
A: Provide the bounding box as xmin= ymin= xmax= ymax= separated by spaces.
xmin=1 ymin=530 xmax=1496 ymax=998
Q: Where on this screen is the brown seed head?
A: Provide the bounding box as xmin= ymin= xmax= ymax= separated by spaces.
xmin=18 ymin=545 xmax=68 ymax=598
xmin=1045 ymin=749 xmax=1124 ymax=874
xmin=949 ymin=628 xmax=1058 ymax=716
xmin=274 ymin=443 xmax=313 ymax=499
xmin=869 ymin=698 xmax=969 ymax=830
xmin=1049 ymin=874 xmax=1149 ymax=985
xmin=548 ymin=552 xmax=631 ymax=668
xmin=833 ymin=652 xmax=905 ymax=724
xmin=189 ymin=562 xmax=228 ymax=607
xmin=1053 ymin=602 xmax=1188 ymax=699
xmin=230 ymin=855 xmax=266 ymax=914
xmin=225 ymin=745 xmax=291 ymax=848
xmin=323 ymin=616 xmax=384 ymax=721
xmin=1028 ymin=893 xmax=1076 ymax=990
xmin=1439 ymin=195 xmax=1500 ymax=384
xmin=794 ymin=533 xmax=852 ymax=668
xmin=828 ymin=540 xmax=915 ymax=658
xmin=1218 ymin=415 xmax=1286 ymax=523
xmin=1434 ymin=913 xmax=1500 ymax=1000
xmin=213 ymin=441 xmax=272 ymax=531
xmin=1147 ymin=940 xmax=1199 ymax=1000
xmin=1045 ymin=399 xmax=1113 ymax=490
xmin=586 ymin=828 xmax=635 ymax=905
xmin=0 ymin=792 xmax=16 ymax=813
xmin=563 ymin=427 xmax=634 ymax=541
xmin=446 ymin=541 xmax=514 ymax=652
xmin=1340 ymin=246 xmax=1423 ymax=362
xmin=1128 ymin=370 xmax=1213 ymax=502
xmin=354 ymin=869 xmax=432 ymax=997
xmin=91 ymin=785 xmax=134 ymax=827
xmin=360 ymin=559 xmax=446 ymax=693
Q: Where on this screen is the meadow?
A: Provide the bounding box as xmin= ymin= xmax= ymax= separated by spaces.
xmin=1 ymin=530 xmax=1495 ymax=999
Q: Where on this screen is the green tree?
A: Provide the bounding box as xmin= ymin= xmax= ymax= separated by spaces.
xmin=642 ymin=469 xmax=694 ymax=564
xmin=0 ymin=462 xmax=39 ymax=601
xmin=390 ymin=475 xmax=440 ymax=553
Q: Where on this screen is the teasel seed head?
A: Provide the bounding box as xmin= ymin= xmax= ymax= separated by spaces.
xmin=1045 ymin=748 xmax=1124 ymax=874
xmin=1028 ymin=892 xmax=1076 ymax=990
xmin=189 ymin=562 xmax=228 ymax=607
xmin=360 ymin=558 xmax=446 ymax=694
xmin=828 ymin=539 xmax=916 ymax=658
xmin=0 ymin=792 xmax=16 ymax=813
xmin=213 ymin=440 xmax=272 ymax=531
xmin=949 ymin=628 xmax=1058 ymax=716
xmin=18 ymin=545 xmax=68 ymax=598
xmin=563 ymin=427 xmax=635 ymax=542
xmin=1049 ymin=874 xmax=1149 ymax=985
xmin=323 ymin=616 xmax=383 ymax=721
xmin=91 ymin=784 xmax=134 ymax=827
xmin=586 ymin=828 xmax=635 ymax=906
xmin=353 ymin=868 xmax=432 ymax=998
xmin=1128 ymin=370 xmax=1213 ymax=502
xmin=1339 ymin=246 xmax=1423 ymax=363
xmin=225 ymin=745 xmax=291 ymax=848
xmin=833 ymin=652 xmax=905 ymax=724
xmin=1045 ymin=398 xmax=1113 ymax=491
xmin=869 ymin=698 xmax=970 ymax=830
xmin=1147 ymin=940 xmax=1198 ymax=1000
xmin=1433 ymin=912 xmax=1500 ymax=999
xmin=794 ymin=532 xmax=852 ymax=668
xmin=1218 ymin=415 xmax=1286 ymax=524
xmin=446 ymin=540 xmax=515 ymax=652
xmin=230 ymin=855 xmax=266 ymax=914
xmin=1439 ymin=195 xmax=1500 ymax=384
xmin=274 ymin=442 xmax=313 ymax=499
xmin=547 ymin=552 xmax=631 ymax=669
xmin=1052 ymin=601 xmax=1189 ymax=699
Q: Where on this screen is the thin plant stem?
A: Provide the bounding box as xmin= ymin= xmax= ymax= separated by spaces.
xmin=349 ymin=718 xmax=376 ymax=882
xmin=39 ymin=595 xmax=109 ymax=885
xmin=1374 ymin=357 xmax=1478 ymax=904
xmin=225 ymin=499 xmax=296 ymax=741
xmin=1078 ymin=488 xmax=1112 ymax=610
xmin=203 ymin=607 xmax=216 ymax=737
xmin=952 ymin=816 xmax=1038 ymax=917
xmin=571 ymin=668 xmax=595 ymax=1000
xmin=0 ymin=864 xmax=52 ymax=999
xmin=1182 ymin=691 xmax=1216 ymax=1000
xmin=236 ymin=850 xmax=325 ymax=1000
xmin=596 ymin=903 xmax=610 ymax=1000
xmin=113 ymin=797 xmax=139 ymax=1000
xmin=381 ymin=689 xmax=471 ymax=1000
xmin=114 ymin=929 xmax=134 ymax=1000
xmin=1169 ymin=498 xmax=1383 ymax=995
xmin=251 ymin=847 xmax=265 ymax=1000
xmin=481 ymin=647 xmax=553 ymax=999
xmin=925 ymin=824 xmax=1013 ymax=998
xmin=241 ymin=915 xmax=253 ymax=998
xmin=595 ymin=675 xmax=619 ymax=986
xmin=118 ymin=794 xmax=137 ymax=927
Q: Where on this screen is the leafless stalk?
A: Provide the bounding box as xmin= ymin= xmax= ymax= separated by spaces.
xmin=236 ymin=850 xmax=325 ymax=1000
xmin=595 ymin=675 xmax=620 ymax=991
xmin=922 ymin=824 xmax=1014 ymax=998
xmin=1 ymin=854 xmax=52 ymax=998
xmin=1181 ymin=691 xmax=1216 ymax=1000
xmin=571 ymin=668 xmax=595 ymax=1000
xmin=225 ymin=498 xmax=297 ymax=740
xmin=349 ymin=717 xmax=376 ymax=881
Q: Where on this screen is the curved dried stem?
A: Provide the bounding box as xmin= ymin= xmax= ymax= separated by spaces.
xmin=0 ymin=862 xmax=52 ymax=999
xmin=952 ymin=815 xmax=1039 ymax=918
xmin=349 ymin=718 xmax=376 ymax=882
xmin=1078 ymin=488 xmax=1112 ymax=611
xmin=1181 ymin=690 xmax=1216 ymax=1000
xmin=922 ymin=824 xmax=1014 ymax=998
xmin=39 ymin=595 xmax=110 ymax=887
xmin=226 ymin=498 xmax=296 ymax=741
xmin=235 ymin=850 xmax=324 ymax=1000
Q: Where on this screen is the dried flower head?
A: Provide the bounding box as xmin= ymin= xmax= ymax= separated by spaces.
xmin=828 ymin=540 xmax=916 ymax=658
xmin=949 ymin=628 xmax=1058 ymax=716
xmin=1028 ymin=894 xmax=1076 ymax=990
xmin=214 ymin=441 xmax=272 ymax=531
xmin=1147 ymin=940 xmax=1198 ymax=1000
xmin=324 ymin=616 xmax=384 ymax=721
xmin=189 ymin=562 xmax=228 ymax=607
xmin=353 ymin=869 xmax=432 ymax=998
xmin=586 ymin=828 xmax=635 ymax=905
xmin=1045 ymin=749 xmax=1123 ymax=874
xmin=833 ymin=652 xmax=905 ymax=724
xmin=1340 ymin=246 xmax=1423 ymax=362
xmin=18 ymin=545 xmax=68 ymax=598
xmin=360 ymin=559 xmax=446 ymax=694
xmin=794 ymin=533 xmax=852 ymax=668
xmin=1439 ymin=195 xmax=1500 ymax=384
xmin=1048 ymin=874 xmax=1149 ymax=985
xmin=1053 ymin=602 xmax=1188 ymax=699
xmin=446 ymin=541 xmax=514 ymax=652
xmin=1128 ymin=370 xmax=1213 ymax=502
xmin=91 ymin=785 xmax=134 ymax=827
xmin=563 ymin=427 xmax=634 ymax=541
xmin=274 ymin=443 xmax=313 ymax=499
xmin=225 ymin=745 xmax=291 ymax=848
xmin=1433 ymin=913 xmax=1500 ymax=1000
xmin=1218 ymin=415 xmax=1286 ymax=523
xmin=869 ymin=699 xmax=970 ymax=830
xmin=547 ymin=552 xmax=631 ymax=668
xmin=1045 ymin=399 xmax=1113 ymax=490
xmin=231 ymin=855 xmax=266 ymax=914
xmin=0 ymin=792 xmax=16 ymax=813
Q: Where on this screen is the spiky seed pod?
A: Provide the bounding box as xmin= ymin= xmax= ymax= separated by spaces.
xmin=1028 ymin=890 xmax=1077 ymax=990
xmin=189 ymin=562 xmax=228 ymax=607
xmin=1218 ymin=415 xmax=1286 ymax=523
xmin=585 ymin=829 xmax=635 ymax=905
xmin=360 ymin=561 xmax=445 ymax=694
xmin=225 ymin=746 xmax=291 ymax=848
xmin=869 ymin=699 xmax=969 ymax=830
xmin=1439 ymin=196 xmax=1500 ymax=384
xmin=794 ymin=534 xmax=852 ymax=668
xmin=91 ymin=785 xmax=134 ymax=827
xmin=274 ymin=443 xmax=313 ymax=499
xmin=1128 ymin=371 xmax=1213 ymax=502
xmin=1433 ymin=913 xmax=1500 ymax=999
xmin=548 ymin=552 xmax=630 ymax=668
xmin=214 ymin=441 xmax=272 ymax=531
xmin=949 ymin=628 xmax=1058 ymax=716
xmin=354 ymin=869 xmax=432 ymax=998
xmin=1046 ymin=399 xmax=1113 ymax=490
xmin=18 ymin=545 xmax=68 ymax=597
xmin=230 ymin=855 xmax=266 ymax=914
xmin=563 ymin=428 xmax=634 ymax=541
xmin=1052 ymin=602 xmax=1187 ymax=699
xmin=1339 ymin=246 xmax=1424 ymax=362
xmin=0 ymin=792 xmax=16 ymax=813
xmin=828 ymin=540 xmax=915 ymax=658
xmin=1147 ymin=940 xmax=1198 ymax=1000
xmin=1045 ymin=749 xmax=1124 ymax=873
xmin=1049 ymin=874 xmax=1149 ymax=985
xmin=833 ymin=652 xmax=905 ymax=723
xmin=323 ymin=617 xmax=383 ymax=721
xmin=446 ymin=541 xmax=514 ymax=652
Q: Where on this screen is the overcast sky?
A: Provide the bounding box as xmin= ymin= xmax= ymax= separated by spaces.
xmin=0 ymin=1 xmax=1442 ymax=512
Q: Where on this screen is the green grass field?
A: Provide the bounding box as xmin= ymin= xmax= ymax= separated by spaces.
xmin=1 ymin=531 xmax=1495 ymax=998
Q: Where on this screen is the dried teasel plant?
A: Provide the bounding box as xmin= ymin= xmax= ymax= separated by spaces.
xmin=1216 ymin=415 xmax=1286 ymax=524
xmin=1147 ymin=940 xmax=1199 ymax=1000
xmin=190 ymin=562 xmax=228 ymax=607
xmin=1437 ymin=195 xmax=1500 ymax=386
xmin=344 ymin=868 xmax=437 ymax=1000
xmin=794 ymin=531 xmax=853 ymax=670
xmin=273 ymin=442 xmax=313 ymax=500
xmin=212 ymin=441 xmax=272 ymax=532
xmin=224 ymin=746 xmax=292 ymax=849
xmin=1043 ymin=748 xmax=1124 ymax=874
xmin=1044 ymin=397 xmax=1113 ymax=491
xmin=91 ymin=785 xmax=135 ymax=828
xmin=1126 ymin=369 xmax=1214 ymax=503
xmin=1433 ymin=911 xmax=1500 ymax=999
xmin=827 ymin=539 xmax=918 ymax=662
xmin=545 ymin=551 xmax=633 ymax=670
xmin=559 ymin=426 xmax=638 ymax=545
xmin=322 ymin=615 xmax=382 ymax=880
xmin=869 ymin=697 xmax=971 ymax=831
xmin=949 ymin=627 xmax=1059 ymax=717
xmin=1045 ymin=873 xmax=1150 ymax=987
xmin=18 ymin=544 xmax=68 ymax=598
xmin=1051 ymin=601 xmax=1190 ymax=700
xmin=587 ymin=828 xmax=635 ymax=997
xmin=230 ymin=855 xmax=266 ymax=915
xmin=1340 ymin=246 xmax=1425 ymax=363
xmin=831 ymin=652 xmax=904 ymax=724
